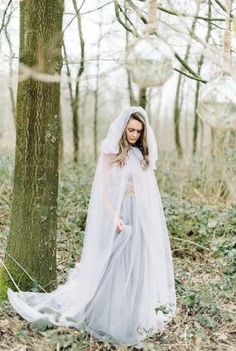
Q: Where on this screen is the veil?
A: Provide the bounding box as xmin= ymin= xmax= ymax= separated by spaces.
xmin=7 ymin=106 xmax=176 ymax=337
xmin=101 ymin=106 xmax=158 ymax=169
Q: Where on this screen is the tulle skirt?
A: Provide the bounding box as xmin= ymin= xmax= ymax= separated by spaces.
xmin=8 ymin=193 xmax=166 ymax=347
xmin=83 ymin=193 xmax=158 ymax=346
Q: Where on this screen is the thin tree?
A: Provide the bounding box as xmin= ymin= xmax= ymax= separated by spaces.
xmin=193 ymin=0 xmax=212 ymax=155
xmin=173 ymin=1 xmax=201 ymax=157
xmin=3 ymin=2 xmax=16 ymax=123
xmin=0 ymin=0 xmax=64 ymax=299
xmin=124 ymin=0 xmax=136 ymax=105
xmin=63 ymin=0 xmax=85 ymax=163
xmin=94 ymin=21 xmax=102 ymax=161
xmin=139 ymin=87 xmax=147 ymax=109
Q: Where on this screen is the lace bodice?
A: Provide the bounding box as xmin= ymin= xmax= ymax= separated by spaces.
xmin=125 ymin=176 xmax=135 ymax=196
xmin=124 ymin=147 xmax=143 ymax=196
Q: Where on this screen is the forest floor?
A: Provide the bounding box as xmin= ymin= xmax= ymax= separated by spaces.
xmin=0 ymin=152 xmax=235 ymax=351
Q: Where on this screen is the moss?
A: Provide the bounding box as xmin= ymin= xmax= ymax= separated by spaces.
xmin=0 ymin=262 xmax=33 ymax=302
xmin=0 ymin=266 xmax=11 ymax=301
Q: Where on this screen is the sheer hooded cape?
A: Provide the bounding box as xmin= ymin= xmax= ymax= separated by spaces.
xmin=7 ymin=106 xmax=176 ymax=341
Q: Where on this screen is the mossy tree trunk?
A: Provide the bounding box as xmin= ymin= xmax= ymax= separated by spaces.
xmin=0 ymin=0 xmax=64 ymax=300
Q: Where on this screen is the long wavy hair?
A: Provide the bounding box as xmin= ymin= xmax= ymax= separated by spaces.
xmin=113 ymin=112 xmax=149 ymax=169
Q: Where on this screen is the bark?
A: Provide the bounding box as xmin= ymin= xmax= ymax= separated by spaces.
xmin=0 ymin=0 xmax=64 ymax=300
xmin=59 ymin=109 xmax=64 ymax=169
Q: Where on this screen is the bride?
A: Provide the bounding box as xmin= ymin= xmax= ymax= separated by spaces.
xmin=8 ymin=106 xmax=176 ymax=347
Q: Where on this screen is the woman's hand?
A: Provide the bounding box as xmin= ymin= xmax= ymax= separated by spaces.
xmin=116 ymin=217 xmax=125 ymax=233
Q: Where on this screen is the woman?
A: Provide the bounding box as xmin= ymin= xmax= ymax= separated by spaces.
xmin=8 ymin=106 xmax=176 ymax=347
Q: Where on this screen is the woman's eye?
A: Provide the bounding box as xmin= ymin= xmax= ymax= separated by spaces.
xmin=128 ymin=128 xmax=142 ymax=133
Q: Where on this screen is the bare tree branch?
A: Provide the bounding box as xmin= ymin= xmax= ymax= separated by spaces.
xmin=62 ymin=40 xmax=73 ymax=102
xmin=72 ymin=0 xmax=85 ymax=79
xmin=126 ymin=0 xmax=226 ymax=22
xmin=214 ymin=0 xmax=228 ymax=13
xmin=173 ymin=68 xmax=207 ymax=83
xmin=63 ymin=1 xmax=114 ymax=35
xmin=0 ymin=0 xmax=13 ymax=35
xmin=125 ymin=0 xmax=207 ymax=82
xmin=114 ymin=0 xmax=139 ymax=37
xmin=157 ymin=5 xmax=225 ymax=23
xmin=2 ymin=0 xmax=16 ymax=121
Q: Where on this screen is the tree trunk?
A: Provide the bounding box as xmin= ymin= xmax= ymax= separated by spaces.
xmin=70 ymin=0 xmax=85 ymax=163
xmin=0 ymin=0 xmax=64 ymax=300
xmin=173 ymin=2 xmax=200 ymax=158
xmin=4 ymin=3 xmax=16 ymax=123
xmin=139 ymin=87 xmax=147 ymax=109
xmin=193 ymin=0 xmax=212 ymax=155
xmin=124 ymin=0 xmax=136 ymax=106
xmin=193 ymin=77 xmax=201 ymax=155
xmin=94 ymin=23 xmax=102 ymax=161
xmin=59 ymin=109 xmax=64 ymax=169
xmin=173 ymin=76 xmax=183 ymax=157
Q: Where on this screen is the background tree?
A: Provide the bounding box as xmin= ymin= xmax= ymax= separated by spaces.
xmin=93 ymin=22 xmax=102 ymax=161
xmin=63 ymin=0 xmax=85 ymax=163
xmin=0 ymin=0 xmax=64 ymax=299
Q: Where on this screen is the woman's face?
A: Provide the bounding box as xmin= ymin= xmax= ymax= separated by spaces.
xmin=125 ymin=118 xmax=143 ymax=145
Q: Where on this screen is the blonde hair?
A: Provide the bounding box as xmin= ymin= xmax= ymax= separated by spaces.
xmin=113 ymin=112 xmax=149 ymax=169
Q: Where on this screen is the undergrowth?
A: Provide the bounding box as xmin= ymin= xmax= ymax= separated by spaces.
xmin=0 ymin=152 xmax=235 ymax=350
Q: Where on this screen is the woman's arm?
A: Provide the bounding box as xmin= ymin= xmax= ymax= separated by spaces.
xmin=101 ymin=153 xmax=124 ymax=233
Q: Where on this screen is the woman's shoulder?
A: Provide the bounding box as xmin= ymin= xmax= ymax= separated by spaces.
xmin=101 ymin=152 xmax=117 ymax=162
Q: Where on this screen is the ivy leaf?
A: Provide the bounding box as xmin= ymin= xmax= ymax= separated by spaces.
xmin=31 ymin=318 xmax=54 ymax=332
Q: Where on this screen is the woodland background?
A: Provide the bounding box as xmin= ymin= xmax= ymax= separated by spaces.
xmin=0 ymin=1 xmax=235 ymax=350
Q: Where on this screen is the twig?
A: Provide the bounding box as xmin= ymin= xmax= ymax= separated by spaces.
xmin=5 ymin=251 xmax=48 ymax=293
xmin=0 ymin=0 xmax=12 ymax=35
xmin=214 ymin=0 xmax=233 ymax=15
xmin=114 ymin=0 xmax=139 ymax=37
xmin=158 ymin=5 xmax=225 ymax=22
xmin=174 ymin=68 xmax=207 ymax=84
xmin=171 ymin=236 xmax=211 ymax=252
xmin=63 ymin=1 xmax=114 ymax=35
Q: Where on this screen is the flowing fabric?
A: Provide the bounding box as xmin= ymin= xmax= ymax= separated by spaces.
xmin=7 ymin=106 xmax=176 ymax=347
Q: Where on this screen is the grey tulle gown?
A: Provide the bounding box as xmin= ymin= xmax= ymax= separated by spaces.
xmin=83 ymin=185 xmax=148 ymax=346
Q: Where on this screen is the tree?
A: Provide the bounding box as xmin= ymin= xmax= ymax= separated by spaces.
xmin=3 ymin=1 xmax=16 ymax=123
xmin=93 ymin=20 xmax=102 ymax=161
xmin=0 ymin=0 xmax=64 ymax=300
xmin=192 ymin=0 xmax=212 ymax=155
xmin=63 ymin=0 xmax=85 ymax=163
